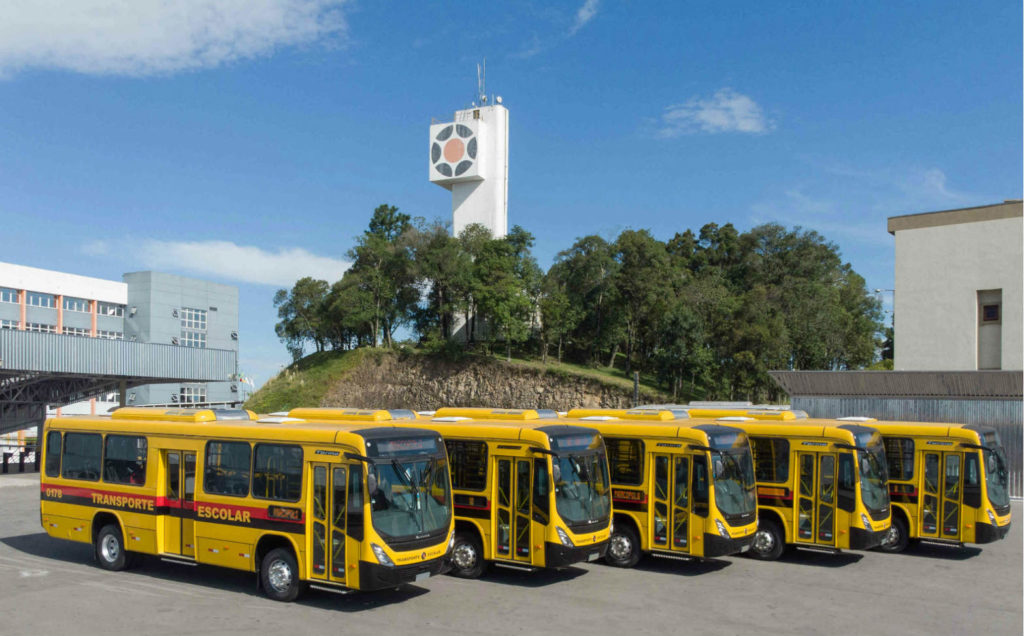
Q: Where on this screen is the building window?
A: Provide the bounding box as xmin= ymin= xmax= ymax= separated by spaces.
xmin=0 ymin=319 xmax=18 ymax=330
xmin=26 ymin=323 xmax=56 ymax=333
xmin=97 ymin=302 xmax=125 ymax=317
xmin=96 ymin=330 xmax=124 ymax=340
xmin=63 ymin=297 xmax=90 ymax=313
xmin=26 ymin=292 xmax=55 ymax=308
xmin=62 ymin=326 xmax=90 ymax=337
xmin=0 ymin=288 xmax=17 ymax=303
xmin=180 ymin=385 xmax=206 ymax=404
xmin=180 ymin=331 xmax=206 ymax=348
xmin=181 ymin=307 xmax=207 ymax=330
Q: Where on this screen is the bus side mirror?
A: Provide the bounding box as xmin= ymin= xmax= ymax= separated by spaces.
xmin=367 ymin=473 xmax=377 ymax=494
xmin=552 ymin=463 xmax=561 ymax=483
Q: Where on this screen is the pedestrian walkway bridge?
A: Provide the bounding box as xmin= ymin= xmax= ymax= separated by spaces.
xmin=0 ymin=330 xmax=236 ymax=434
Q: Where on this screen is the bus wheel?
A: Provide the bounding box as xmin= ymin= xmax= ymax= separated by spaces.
xmin=260 ymin=548 xmax=303 ymax=602
xmin=605 ymin=524 xmax=641 ymax=568
xmin=449 ymin=532 xmax=485 ymax=578
xmin=878 ymin=516 xmax=909 ymax=553
xmin=749 ymin=519 xmax=785 ymax=561
xmin=95 ymin=524 xmax=128 ymax=571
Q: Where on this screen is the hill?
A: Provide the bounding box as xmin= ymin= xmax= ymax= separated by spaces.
xmin=244 ymin=348 xmax=672 ymax=413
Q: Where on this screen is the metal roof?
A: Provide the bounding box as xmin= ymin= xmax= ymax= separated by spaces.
xmin=769 ymin=370 xmax=1023 ymax=400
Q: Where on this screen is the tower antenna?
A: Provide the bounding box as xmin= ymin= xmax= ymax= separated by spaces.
xmin=477 ymin=58 xmax=487 ymax=104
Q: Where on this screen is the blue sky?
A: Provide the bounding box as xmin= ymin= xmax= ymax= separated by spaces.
xmin=1 ymin=1 xmax=1020 ymax=389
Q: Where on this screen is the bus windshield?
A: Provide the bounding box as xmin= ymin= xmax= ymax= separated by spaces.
xmin=554 ymin=451 xmax=611 ymax=528
xmin=982 ymin=431 xmax=1010 ymax=509
xmin=711 ymin=448 xmax=757 ymax=519
xmin=858 ymin=442 xmax=889 ymax=515
xmin=369 ymin=455 xmax=451 ymax=541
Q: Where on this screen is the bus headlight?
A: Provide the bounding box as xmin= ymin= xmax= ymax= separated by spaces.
xmin=556 ymin=527 xmax=574 ymax=547
xmin=447 ymin=530 xmax=456 ymax=551
xmin=987 ymin=510 xmax=997 ymax=525
xmin=860 ymin=514 xmax=871 ymax=531
xmin=371 ymin=543 xmax=394 ymax=567
xmin=715 ymin=519 xmax=730 ymax=538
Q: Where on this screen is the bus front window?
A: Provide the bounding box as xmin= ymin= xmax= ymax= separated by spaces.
xmin=369 ymin=456 xmax=451 ymax=541
xmin=858 ymin=443 xmax=889 ymax=515
xmin=711 ymin=449 xmax=757 ymax=520
xmin=554 ymin=452 xmax=611 ymax=528
xmin=983 ymin=445 xmax=1010 ymax=509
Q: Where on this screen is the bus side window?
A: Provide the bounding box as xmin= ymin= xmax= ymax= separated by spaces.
xmin=532 ymin=458 xmax=550 ymax=523
xmin=347 ymin=466 xmax=364 ymax=541
xmin=963 ymin=453 xmax=981 ymax=508
xmin=45 ymin=431 xmax=62 ymax=478
xmin=837 ymin=454 xmax=855 ymax=512
xmin=691 ymin=455 xmax=709 ymax=517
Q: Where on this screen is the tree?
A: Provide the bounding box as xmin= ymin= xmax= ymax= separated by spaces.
xmin=473 ymin=237 xmax=533 ymax=361
xmin=273 ymin=277 xmax=329 ymax=360
xmin=612 ymin=229 xmax=672 ymax=373
xmin=551 ymin=235 xmax=622 ymax=365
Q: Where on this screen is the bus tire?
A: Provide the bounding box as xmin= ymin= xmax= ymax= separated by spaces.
xmin=749 ymin=518 xmax=785 ymax=561
xmin=878 ymin=515 xmax=909 ymax=553
xmin=605 ymin=523 xmax=641 ymax=568
xmin=94 ymin=524 xmax=129 ymax=571
xmin=260 ymin=548 xmax=303 ymax=602
xmin=449 ymin=532 xmax=485 ymax=579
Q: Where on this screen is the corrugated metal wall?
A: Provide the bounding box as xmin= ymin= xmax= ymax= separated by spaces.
xmin=794 ymin=396 xmax=1023 ymax=498
xmin=0 ymin=330 xmax=235 ymax=381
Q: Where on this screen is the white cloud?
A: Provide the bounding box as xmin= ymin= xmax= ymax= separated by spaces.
xmin=569 ymin=0 xmax=600 ymax=36
xmin=657 ymin=88 xmax=774 ymax=137
xmin=81 ymin=240 xmax=110 ymax=257
xmin=0 ymin=0 xmax=347 ymax=78
xmin=137 ymin=239 xmax=350 ymax=287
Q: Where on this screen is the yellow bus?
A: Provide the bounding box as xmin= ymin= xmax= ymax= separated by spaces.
xmin=565 ymin=408 xmax=759 ymax=566
xmin=639 ymin=403 xmax=809 ymax=420
xmin=831 ymin=417 xmax=1013 ymax=552
xmin=709 ymin=417 xmax=892 ymax=559
xmin=290 ymin=408 xmax=612 ymax=578
xmin=40 ymin=407 xmax=454 ymax=600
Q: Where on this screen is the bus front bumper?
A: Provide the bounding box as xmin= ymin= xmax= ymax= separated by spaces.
xmin=975 ymin=521 xmax=1011 ymax=543
xmin=358 ymin=555 xmax=448 ymax=590
xmin=703 ymin=532 xmax=756 ymax=558
xmin=849 ymin=526 xmax=888 ymax=551
xmin=545 ymin=540 xmax=608 ymax=568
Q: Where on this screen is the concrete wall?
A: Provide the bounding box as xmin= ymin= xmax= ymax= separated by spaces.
xmin=123 ymin=271 xmax=238 ymax=405
xmin=894 ymin=214 xmax=1023 ymax=370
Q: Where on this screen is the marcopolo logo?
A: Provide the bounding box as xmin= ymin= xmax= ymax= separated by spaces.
xmin=431 ymin=124 xmax=476 ymax=177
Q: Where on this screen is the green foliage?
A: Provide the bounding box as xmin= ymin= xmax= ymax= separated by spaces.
xmin=244 ymin=349 xmax=368 ymax=413
xmin=269 ymin=204 xmax=883 ymax=402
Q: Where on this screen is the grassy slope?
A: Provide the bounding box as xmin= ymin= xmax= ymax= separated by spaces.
xmin=245 ymin=348 xmax=675 ymax=413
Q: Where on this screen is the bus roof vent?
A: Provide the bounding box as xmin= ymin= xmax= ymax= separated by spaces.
xmin=434 ymin=407 xmax=544 ymax=420
xmin=111 ymin=407 xmax=257 ymax=423
xmin=837 ymin=416 xmax=877 ymax=422
xmin=258 ymin=416 xmax=306 ymax=424
xmin=432 ymin=416 xmax=472 ymax=422
xmin=716 ymin=416 xmax=754 ymax=422
xmin=689 ymin=401 xmax=753 ymax=407
xmin=579 ymin=416 xmax=619 ymax=421
xmin=287 ymin=408 xmax=418 ymax=422
xmin=417 ymin=410 xmax=437 ymax=417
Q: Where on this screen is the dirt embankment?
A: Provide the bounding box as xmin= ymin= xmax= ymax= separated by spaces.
xmin=319 ymin=353 xmax=660 ymax=411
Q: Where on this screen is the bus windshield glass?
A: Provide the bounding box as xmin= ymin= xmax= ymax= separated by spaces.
xmin=982 ymin=431 xmax=1010 ymax=509
xmin=369 ymin=455 xmax=451 ymax=541
xmin=553 ymin=451 xmax=611 ymax=528
xmin=707 ymin=432 xmax=757 ymax=519
xmin=857 ymin=440 xmax=889 ymax=515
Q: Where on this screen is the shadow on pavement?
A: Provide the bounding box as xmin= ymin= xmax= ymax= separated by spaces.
xmin=772 ymin=548 xmax=864 ymax=567
xmin=478 ymin=564 xmax=588 ymax=588
xmin=890 ymin=542 xmax=983 ymax=561
xmin=631 ymin=556 xmax=732 ymax=576
xmin=2 ymin=532 xmax=429 ymax=611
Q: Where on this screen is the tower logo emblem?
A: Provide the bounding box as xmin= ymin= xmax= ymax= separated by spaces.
xmin=431 ymin=124 xmax=477 ymax=177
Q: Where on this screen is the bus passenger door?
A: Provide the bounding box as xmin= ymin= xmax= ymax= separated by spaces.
xmin=920 ymin=453 xmax=940 ymax=537
xmin=162 ymin=451 xmax=196 ymax=557
xmin=940 ymin=453 xmax=963 ymax=540
xmin=670 ymin=455 xmax=691 ymax=553
xmin=651 ymin=454 xmax=670 ymax=549
xmin=307 ymin=463 xmax=348 ymax=583
xmin=816 ymin=454 xmax=836 ymax=546
xmin=795 ymin=452 xmax=816 ymax=544
xmin=493 ymin=457 xmax=531 ymax=563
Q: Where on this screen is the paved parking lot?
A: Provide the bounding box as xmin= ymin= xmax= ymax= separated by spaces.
xmin=1 ymin=472 xmax=1020 ymax=636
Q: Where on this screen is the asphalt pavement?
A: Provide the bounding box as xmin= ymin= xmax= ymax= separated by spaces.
xmin=1 ymin=472 xmax=1020 ymax=636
